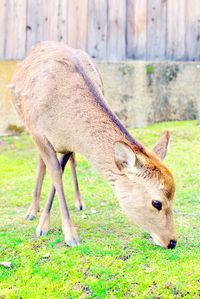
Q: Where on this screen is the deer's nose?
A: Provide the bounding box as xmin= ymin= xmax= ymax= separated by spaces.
xmin=167 ymin=240 xmax=177 ymax=249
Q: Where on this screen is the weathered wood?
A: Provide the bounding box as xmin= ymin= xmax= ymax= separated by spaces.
xmin=127 ymin=0 xmax=147 ymax=59
xmin=87 ymin=0 xmax=108 ymax=60
xmin=146 ymin=0 xmax=167 ymax=60
xmin=67 ymin=0 xmax=88 ymax=49
xmin=107 ymin=0 xmax=126 ymax=60
xmin=67 ymin=0 xmax=77 ymax=48
xmin=0 ymin=0 xmax=200 ymax=61
xmin=26 ymin=0 xmax=46 ymax=52
xmin=56 ymin=0 xmax=68 ymax=43
xmin=185 ymin=0 xmax=200 ymax=61
xmin=76 ymin=0 xmax=88 ymax=50
xmin=4 ymin=0 xmax=27 ymax=59
xmin=0 ymin=0 xmax=6 ymax=58
xmin=167 ymin=0 xmax=186 ymax=60
xmin=41 ymin=0 xmax=68 ymax=43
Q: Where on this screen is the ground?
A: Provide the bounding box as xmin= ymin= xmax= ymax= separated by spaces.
xmin=0 ymin=121 xmax=199 ymax=299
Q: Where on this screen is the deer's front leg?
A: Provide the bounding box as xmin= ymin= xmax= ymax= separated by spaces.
xmin=34 ymin=135 xmax=80 ymax=247
xmin=36 ymin=153 xmax=71 ymax=236
xmin=26 ymin=156 xmax=46 ymax=220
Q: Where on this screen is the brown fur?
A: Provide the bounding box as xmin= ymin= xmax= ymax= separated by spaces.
xmin=9 ymin=41 xmax=176 ymax=248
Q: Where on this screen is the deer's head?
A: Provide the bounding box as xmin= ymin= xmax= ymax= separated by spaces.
xmin=114 ymin=132 xmax=176 ymax=249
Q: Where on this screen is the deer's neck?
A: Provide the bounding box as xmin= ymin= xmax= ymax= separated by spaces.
xmin=39 ymin=50 xmax=145 ymax=185
xmin=71 ymin=55 xmax=145 ymax=185
xmin=75 ymin=113 xmax=136 ymax=186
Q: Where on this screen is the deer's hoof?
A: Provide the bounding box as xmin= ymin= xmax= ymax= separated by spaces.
xmin=25 ymin=203 xmax=39 ymax=220
xmin=26 ymin=214 xmax=36 ymax=221
xmin=36 ymin=212 xmax=50 ymax=237
xmin=65 ymin=237 xmax=80 ymax=247
xmin=75 ymin=200 xmax=86 ymax=212
xmin=36 ymin=227 xmax=48 ymax=237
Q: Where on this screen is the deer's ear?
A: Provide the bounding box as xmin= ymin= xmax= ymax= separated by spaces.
xmin=114 ymin=142 xmax=137 ymax=173
xmin=152 ymin=131 xmax=170 ymax=160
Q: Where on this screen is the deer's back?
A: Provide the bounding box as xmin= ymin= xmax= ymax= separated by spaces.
xmin=11 ymin=42 xmax=119 ymax=157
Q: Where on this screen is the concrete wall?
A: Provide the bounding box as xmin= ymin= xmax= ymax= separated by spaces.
xmin=97 ymin=61 xmax=200 ymax=127
xmin=0 ymin=62 xmax=22 ymax=135
xmin=0 ymin=61 xmax=200 ymax=134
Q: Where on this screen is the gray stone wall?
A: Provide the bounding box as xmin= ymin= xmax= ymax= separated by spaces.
xmin=97 ymin=62 xmax=200 ymax=128
xmin=0 ymin=61 xmax=200 ymax=134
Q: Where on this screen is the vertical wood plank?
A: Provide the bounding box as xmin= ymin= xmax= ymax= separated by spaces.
xmin=76 ymin=0 xmax=88 ymax=50
xmin=127 ymin=0 xmax=147 ymax=59
xmin=87 ymin=0 xmax=108 ymax=60
xmin=0 ymin=0 xmax=6 ymax=59
xmin=4 ymin=0 xmax=27 ymax=59
xmin=146 ymin=0 xmax=167 ymax=60
xmin=0 ymin=0 xmax=200 ymax=61
xmin=42 ymin=0 xmax=57 ymax=41
xmin=107 ymin=0 xmax=126 ymax=60
xmin=42 ymin=0 xmax=68 ymax=43
xmin=185 ymin=0 xmax=200 ymax=61
xmin=167 ymin=0 xmax=186 ymax=60
xmin=26 ymin=0 xmax=46 ymax=52
xmin=67 ymin=0 xmax=88 ymax=50
xmin=27 ymin=0 xmax=63 ymax=52
xmin=56 ymin=0 xmax=68 ymax=43
xmin=67 ymin=0 xmax=78 ymax=48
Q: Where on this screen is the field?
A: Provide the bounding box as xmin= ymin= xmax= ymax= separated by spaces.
xmin=0 ymin=121 xmax=199 ymax=298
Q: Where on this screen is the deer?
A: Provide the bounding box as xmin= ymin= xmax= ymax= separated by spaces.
xmin=8 ymin=41 xmax=177 ymax=249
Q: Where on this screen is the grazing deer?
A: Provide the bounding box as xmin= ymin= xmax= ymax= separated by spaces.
xmin=9 ymin=41 xmax=177 ymax=249
xmin=26 ymin=153 xmax=84 ymax=221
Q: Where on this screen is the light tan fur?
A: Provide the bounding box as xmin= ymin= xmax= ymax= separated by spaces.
xmin=26 ymin=153 xmax=84 ymax=221
xmin=10 ymin=41 xmax=176 ymax=248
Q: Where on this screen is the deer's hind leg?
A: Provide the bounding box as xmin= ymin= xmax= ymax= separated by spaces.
xmin=34 ymin=134 xmax=80 ymax=247
xmin=70 ymin=153 xmax=85 ymax=211
xmin=26 ymin=156 xmax=46 ymax=220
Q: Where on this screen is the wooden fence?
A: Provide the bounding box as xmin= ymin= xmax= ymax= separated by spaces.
xmin=0 ymin=0 xmax=200 ymax=61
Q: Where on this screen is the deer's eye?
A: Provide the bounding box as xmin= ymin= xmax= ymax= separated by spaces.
xmin=152 ymin=200 xmax=162 ymax=211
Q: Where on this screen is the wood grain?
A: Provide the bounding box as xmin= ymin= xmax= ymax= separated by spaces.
xmin=127 ymin=0 xmax=147 ymax=59
xmin=107 ymin=0 xmax=126 ymax=60
xmin=167 ymin=0 xmax=186 ymax=60
xmin=4 ymin=0 xmax=27 ymax=59
xmin=0 ymin=0 xmax=200 ymax=61
xmin=87 ymin=0 xmax=108 ymax=60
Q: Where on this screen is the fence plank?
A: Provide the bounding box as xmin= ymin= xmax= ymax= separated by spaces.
xmin=127 ymin=0 xmax=147 ymax=59
xmin=146 ymin=0 xmax=167 ymax=60
xmin=56 ymin=0 xmax=68 ymax=43
xmin=0 ymin=0 xmax=6 ymax=59
xmin=67 ymin=0 xmax=88 ymax=49
xmin=107 ymin=0 xmax=126 ymax=60
xmin=1 ymin=0 xmax=200 ymax=61
xmin=4 ymin=0 xmax=27 ymax=59
xmin=26 ymin=0 xmax=46 ymax=52
xmin=67 ymin=0 xmax=78 ymax=48
xmin=76 ymin=0 xmax=88 ymax=50
xmin=167 ymin=0 xmax=186 ymax=60
xmin=186 ymin=0 xmax=200 ymax=61
xmin=87 ymin=0 xmax=108 ymax=60
xmin=42 ymin=0 xmax=68 ymax=43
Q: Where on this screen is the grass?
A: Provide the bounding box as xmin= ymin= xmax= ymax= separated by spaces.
xmin=0 ymin=120 xmax=199 ymax=298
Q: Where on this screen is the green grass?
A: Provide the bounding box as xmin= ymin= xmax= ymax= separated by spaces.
xmin=0 ymin=121 xmax=199 ymax=298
